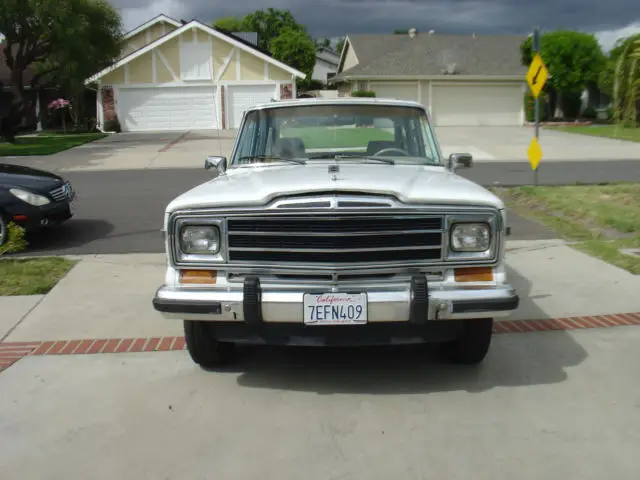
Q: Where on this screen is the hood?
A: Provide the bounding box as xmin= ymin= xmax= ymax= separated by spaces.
xmin=0 ymin=163 xmax=64 ymax=191
xmin=166 ymin=163 xmax=503 ymax=212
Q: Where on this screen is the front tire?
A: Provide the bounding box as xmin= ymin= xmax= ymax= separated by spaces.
xmin=0 ymin=213 xmax=8 ymax=247
xmin=443 ymin=318 xmax=494 ymax=365
xmin=183 ymin=320 xmax=236 ymax=368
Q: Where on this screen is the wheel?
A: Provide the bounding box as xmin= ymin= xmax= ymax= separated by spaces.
xmin=183 ymin=320 xmax=236 ymax=368
xmin=0 ymin=213 xmax=8 ymax=247
xmin=443 ymin=318 xmax=494 ymax=365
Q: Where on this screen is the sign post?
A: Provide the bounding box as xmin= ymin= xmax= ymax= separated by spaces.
xmin=525 ymin=27 xmax=548 ymax=185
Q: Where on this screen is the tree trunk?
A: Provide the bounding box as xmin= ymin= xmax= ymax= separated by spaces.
xmin=554 ymin=91 xmax=565 ymax=119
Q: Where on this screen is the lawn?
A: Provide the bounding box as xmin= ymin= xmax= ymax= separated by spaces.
xmin=280 ymin=126 xmax=393 ymax=150
xmin=0 ymin=132 xmax=107 ymax=156
xmin=546 ymin=125 xmax=640 ymax=143
xmin=493 ymin=183 xmax=640 ymax=274
xmin=0 ymin=257 xmax=77 ymax=296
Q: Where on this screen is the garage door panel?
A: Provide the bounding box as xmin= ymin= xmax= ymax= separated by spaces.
xmin=432 ymin=84 xmax=523 ymax=126
xmin=227 ymin=84 xmax=276 ymax=128
xmin=369 ymin=82 xmax=419 ymax=102
xmin=117 ymin=86 xmax=218 ymax=131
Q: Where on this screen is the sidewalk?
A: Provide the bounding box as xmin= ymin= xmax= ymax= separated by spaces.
xmin=2 ymin=240 xmax=640 ymax=345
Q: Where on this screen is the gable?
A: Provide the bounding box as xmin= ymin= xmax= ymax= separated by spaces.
xmin=100 ymin=29 xmax=297 ymax=85
xmin=122 ymin=21 xmax=178 ymax=56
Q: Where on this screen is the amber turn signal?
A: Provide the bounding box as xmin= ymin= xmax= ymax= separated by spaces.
xmin=454 ymin=267 xmax=493 ymax=282
xmin=179 ymin=270 xmax=217 ymax=284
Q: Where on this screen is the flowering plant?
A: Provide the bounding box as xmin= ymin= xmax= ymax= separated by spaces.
xmin=48 ymin=98 xmax=71 ymax=110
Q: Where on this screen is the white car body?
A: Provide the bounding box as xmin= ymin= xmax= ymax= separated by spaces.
xmin=153 ymin=98 xmax=519 ymax=367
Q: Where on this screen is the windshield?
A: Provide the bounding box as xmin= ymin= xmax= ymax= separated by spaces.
xmin=230 ymin=104 xmax=442 ymax=166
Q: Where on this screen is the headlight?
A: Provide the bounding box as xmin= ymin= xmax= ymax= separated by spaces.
xmin=180 ymin=226 xmax=220 ymax=254
xmin=9 ymin=188 xmax=51 ymax=206
xmin=450 ymin=223 xmax=491 ymax=252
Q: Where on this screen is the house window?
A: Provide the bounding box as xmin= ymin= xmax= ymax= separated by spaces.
xmin=180 ymin=41 xmax=212 ymax=81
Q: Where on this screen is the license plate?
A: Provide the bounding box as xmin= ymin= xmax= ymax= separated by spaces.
xmin=303 ymin=293 xmax=368 ymax=325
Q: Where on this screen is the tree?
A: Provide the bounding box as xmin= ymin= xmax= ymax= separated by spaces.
xmin=270 ymin=28 xmax=316 ymax=83
xmin=336 ymin=37 xmax=346 ymax=55
xmin=240 ymin=8 xmax=307 ymax=52
xmin=610 ymin=36 xmax=640 ymax=126
xmin=520 ymin=30 xmax=605 ymax=117
xmin=0 ymin=0 xmax=123 ymax=140
xmin=213 ymin=16 xmax=244 ymax=33
xmin=315 ymin=37 xmax=331 ymax=50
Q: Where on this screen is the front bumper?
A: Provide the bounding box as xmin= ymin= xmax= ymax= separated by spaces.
xmin=153 ymin=275 xmax=519 ymax=324
xmin=7 ymin=196 xmax=75 ymax=231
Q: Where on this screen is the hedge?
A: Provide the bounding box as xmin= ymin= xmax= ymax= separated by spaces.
xmin=524 ymin=91 xmax=549 ymax=122
xmin=351 ymin=90 xmax=376 ymax=97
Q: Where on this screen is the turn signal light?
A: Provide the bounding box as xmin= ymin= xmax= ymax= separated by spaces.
xmin=179 ymin=269 xmax=217 ymax=284
xmin=454 ymin=267 xmax=493 ymax=282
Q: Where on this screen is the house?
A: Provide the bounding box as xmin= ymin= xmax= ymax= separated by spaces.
xmin=331 ymin=29 xmax=528 ymax=126
xmin=313 ymin=46 xmax=340 ymax=83
xmin=86 ymin=14 xmax=306 ymax=132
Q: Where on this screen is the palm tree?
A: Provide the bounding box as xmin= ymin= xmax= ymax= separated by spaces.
xmin=613 ymin=37 xmax=640 ymax=127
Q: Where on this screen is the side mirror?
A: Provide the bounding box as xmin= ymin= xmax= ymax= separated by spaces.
xmin=448 ymin=153 xmax=473 ymax=170
xmin=204 ymin=156 xmax=227 ymax=174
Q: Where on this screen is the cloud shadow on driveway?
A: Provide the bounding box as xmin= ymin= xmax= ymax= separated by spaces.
xmin=218 ymin=266 xmax=589 ymax=395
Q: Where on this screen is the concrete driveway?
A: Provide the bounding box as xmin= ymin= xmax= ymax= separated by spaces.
xmin=2 ymin=130 xmax=236 ymax=172
xmin=436 ymin=126 xmax=640 ymax=162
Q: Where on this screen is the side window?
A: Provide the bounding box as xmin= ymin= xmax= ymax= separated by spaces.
xmin=234 ymin=118 xmax=256 ymax=164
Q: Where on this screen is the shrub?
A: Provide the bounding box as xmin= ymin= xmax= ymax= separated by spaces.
xmin=582 ymin=106 xmax=597 ymax=119
xmin=524 ymin=91 xmax=549 ymax=122
xmin=562 ymin=92 xmax=582 ymax=120
xmin=104 ymin=115 xmax=121 ymax=133
xmin=351 ymin=90 xmax=376 ymax=97
xmin=0 ymin=222 xmax=28 ymax=256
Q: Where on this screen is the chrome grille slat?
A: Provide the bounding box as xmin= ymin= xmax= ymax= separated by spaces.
xmin=48 ymin=182 xmax=71 ymax=202
xmin=226 ymin=214 xmax=444 ymax=264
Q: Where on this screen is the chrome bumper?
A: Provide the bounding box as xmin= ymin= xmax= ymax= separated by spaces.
xmin=152 ymin=275 xmax=519 ymax=324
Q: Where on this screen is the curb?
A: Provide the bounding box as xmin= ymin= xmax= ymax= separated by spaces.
xmin=2 ymin=312 xmax=640 ymax=374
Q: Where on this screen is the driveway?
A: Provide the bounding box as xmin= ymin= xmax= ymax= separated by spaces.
xmin=436 ymin=126 xmax=640 ymax=162
xmin=1 ymin=130 xmax=237 ymax=172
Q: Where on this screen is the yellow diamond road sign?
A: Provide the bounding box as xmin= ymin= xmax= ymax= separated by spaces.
xmin=528 ymin=137 xmax=542 ymax=170
xmin=526 ymin=53 xmax=548 ymax=98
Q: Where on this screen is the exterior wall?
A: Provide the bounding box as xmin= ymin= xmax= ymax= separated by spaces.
xmin=122 ymin=21 xmax=178 ymax=55
xmin=157 ymin=37 xmax=180 ymax=83
xmin=419 ymin=80 xmax=430 ymax=106
xmin=312 ymin=57 xmax=338 ymax=82
xmin=239 ymin=51 xmax=266 ymax=81
xmin=342 ymin=44 xmax=359 ymax=70
xmin=268 ymin=66 xmax=292 ymax=81
xmin=128 ymin=54 xmax=153 ymax=83
xmin=337 ymin=82 xmax=352 ymax=97
xmin=102 ymin=67 xmax=125 ymax=85
xmin=101 ymin=87 xmax=116 ymax=123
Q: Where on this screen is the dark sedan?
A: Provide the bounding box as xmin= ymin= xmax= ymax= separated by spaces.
xmin=0 ymin=163 xmax=76 ymax=246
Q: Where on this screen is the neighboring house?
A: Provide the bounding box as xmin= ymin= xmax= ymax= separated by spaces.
xmin=313 ymin=46 xmax=340 ymax=83
xmin=86 ymin=15 xmax=306 ymax=132
xmin=331 ymin=29 xmax=528 ymax=126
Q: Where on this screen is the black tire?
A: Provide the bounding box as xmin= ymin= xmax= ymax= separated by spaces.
xmin=443 ymin=318 xmax=494 ymax=365
xmin=0 ymin=213 xmax=8 ymax=247
xmin=183 ymin=320 xmax=236 ymax=368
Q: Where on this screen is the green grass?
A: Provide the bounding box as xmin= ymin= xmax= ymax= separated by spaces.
xmin=493 ymin=183 xmax=640 ymax=274
xmin=0 ymin=133 xmax=107 ymax=156
xmin=546 ymin=125 xmax=640 ymax=143
xmin=280 ymin=126 xmax=393 ymax=149
xmin=0 ymin=257 xmax=77 ymax=296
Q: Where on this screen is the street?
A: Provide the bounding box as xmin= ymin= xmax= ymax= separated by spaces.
xmin=17 ymin=164 xmax=574 ymax=256
xmin=19 ymin=158 xmax=640 ymax=256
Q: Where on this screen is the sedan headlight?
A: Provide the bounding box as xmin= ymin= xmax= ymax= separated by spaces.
xmin=9 ymin=188 xmax=51 ymax=206
xmin=450 ymin=223 xmax=491 ymax=252
xmin=180 ymin=225 xmax=220 ymax=254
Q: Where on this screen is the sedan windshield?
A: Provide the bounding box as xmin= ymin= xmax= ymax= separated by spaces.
xmin=230 ymin=103 xmax=442 ymax=167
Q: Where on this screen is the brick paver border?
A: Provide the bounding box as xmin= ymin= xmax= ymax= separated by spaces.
xmin=1 ymin=312 xmax=640 ymax=374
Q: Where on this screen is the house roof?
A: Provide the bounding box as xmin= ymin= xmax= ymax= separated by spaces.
xmin=316 ymin=47 xmax=340 ymax=65
xmin=334 ymin=33 xmax=528 ymax=80
xmin=123 ymin=14 xmax=182 ymax=40
xmin=86 ymin=19 xmax=306 ymax=84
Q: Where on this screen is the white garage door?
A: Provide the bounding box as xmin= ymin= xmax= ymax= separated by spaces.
xmin=369 ymin=82 xmax=419 ymax=102
xmin=227 ymin=84 xmax=277 ymax=128
xmin=431 ymin=83 xmax=524 ymax=126
xmin=116 ymin=86 xmax=218 ymax=132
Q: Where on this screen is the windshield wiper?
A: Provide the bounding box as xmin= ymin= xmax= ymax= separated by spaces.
xmin=237 ymin=155 xmax=306 ymax=165
xmin=307 ymin=153 xmax=395 ymax=165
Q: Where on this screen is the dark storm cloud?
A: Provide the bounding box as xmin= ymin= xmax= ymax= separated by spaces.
xmin=111 ymin=0 xmax=640 ymax=38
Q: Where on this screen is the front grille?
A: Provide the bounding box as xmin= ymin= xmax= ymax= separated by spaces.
xmin=226 ymin=215 xmax=444 ymax=264
xmin=49 ymin=183 xmax=71 ymax=202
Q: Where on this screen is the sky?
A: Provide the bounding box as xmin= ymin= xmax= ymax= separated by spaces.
xmin=110 ymin=0 xmax=640 ymax=52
